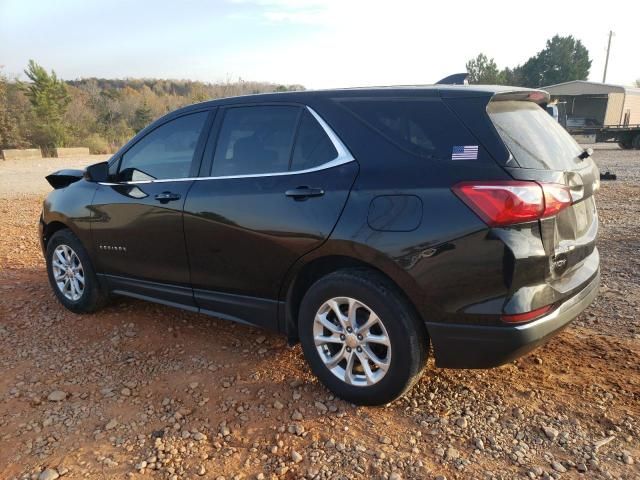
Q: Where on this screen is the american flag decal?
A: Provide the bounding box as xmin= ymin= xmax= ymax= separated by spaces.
xmin=451 ymin=145 xmax=479 ymax=160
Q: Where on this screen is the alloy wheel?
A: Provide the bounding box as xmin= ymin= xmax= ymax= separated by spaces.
xmin=51 ymin=244 xmax=85 ymax=301
xmin=313 ymin=297 xmax=391 ymax=386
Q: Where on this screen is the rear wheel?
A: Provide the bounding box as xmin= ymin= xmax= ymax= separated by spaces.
xmin=298 ymin=269 xmax=428 ymax=405
xmin=46 ymin=229 xmax=108 ymax=313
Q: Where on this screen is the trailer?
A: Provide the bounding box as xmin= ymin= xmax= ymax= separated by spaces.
xmin=544 ymin=80 xmax=640 ymax=149
xmin=567 ymin=123 xmax=640 ymax=149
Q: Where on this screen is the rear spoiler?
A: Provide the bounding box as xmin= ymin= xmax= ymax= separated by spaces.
xmin=491 ymin=89 xmax=550 ymax=104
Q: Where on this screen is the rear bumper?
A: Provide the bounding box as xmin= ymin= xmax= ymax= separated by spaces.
xmin=426 ymin=269 xmax=600 ymax=368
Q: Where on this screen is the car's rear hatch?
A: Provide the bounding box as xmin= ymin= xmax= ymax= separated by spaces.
xmin=488 ymin=94 xmax=599 ymax=309
xmin=443 ymin=88 xmax=599 ymax=316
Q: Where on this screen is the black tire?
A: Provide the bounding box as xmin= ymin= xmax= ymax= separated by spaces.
xmin=45 ymin=229 xmax=109 ymax=313
xmin=632 ymin=134 xmax=640 ymax=150
xmin=618 ymin=141 xmax=632 ymax=150
xmin=298 ymin=268 xmax=428 ymax=405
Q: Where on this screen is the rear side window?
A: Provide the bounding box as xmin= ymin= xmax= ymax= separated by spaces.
xmin=488 ymin=101 xmax=583 ymax=170
xmin=338 ymin=98 xmax=477 ymax=159
xmin=291 ymin=110 xmax=338 ymax=170
xmin=212 ymin=106 xmax=300 ymax=176
xmin=118 ymin=112 xmax=208 ymax=181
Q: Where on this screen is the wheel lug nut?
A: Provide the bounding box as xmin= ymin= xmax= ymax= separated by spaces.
xmin=357 ymin=346 xmax=362 ymax=352
xmin=340 ymin=334 xmax=345 ymax=340
xmin=347 ymin=327 xmax=352 ymax=333
xmin=346 ymin=347 xmax=351 ymax=352
xmin=357 ymin=334 xmax=363 ymax=340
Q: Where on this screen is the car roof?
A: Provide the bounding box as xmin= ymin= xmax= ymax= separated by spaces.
xmin=175 ymin=84 xmax=544 ymax=114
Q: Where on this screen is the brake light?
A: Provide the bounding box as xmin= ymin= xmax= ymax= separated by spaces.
xmin=541 ymin=183 xmax=572 ymax=217
xmin=452 ymin=181 xmax=571 ymax=227
xmin=502 ymin=304 xmax=554 ymax=324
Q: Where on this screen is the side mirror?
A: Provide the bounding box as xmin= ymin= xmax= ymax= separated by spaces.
xmin=84 ymin=161 xmax=110 ymax=183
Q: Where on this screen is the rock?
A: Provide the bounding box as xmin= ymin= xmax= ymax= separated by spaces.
xmin=189 ymin=381 xmax=199 ymax=389
xmin=314 ymin=401 xmax=327 ymax=413
xmin=389 ymin=473 xmax=402 ymax=480
xmin=135 ymin=461 xmax=147 ymax=471
xmin=292 ymin=410 xmax=303 ymax=421
xmin=193 ymin=432 xmax=207 ymax=441
xmin=105 ymin=419 xmax=118 ymax=430
xmin=273 ymin=400 xmax=284 ymax=410
xmin=474 ymin=438 xmax=484 ymax=450
xmin=291 ymin=450 xmax=303 ymax=463
xmin=455 ymin=417 xmax=467 ymax=428
xmin=435 ymin=476 xmax=447 ymax=480
xmin=593 ymin=435 xmax=615 ymax=451
xmin=445 ymin=447 xmax=459 ymax=461
xmin=622 ymin=452 xmax=634 ymax=465
xmin=39 ymin=469 xmax=59 ymax=480
xmin=551 ymin=461 xmax=567 ymax=473
xmin=542 ymin=426 xmax=559 ymax=441
xmin=47 ymin=391 xmax=66 ymax=402
xmin=255 ymin=335 xmax=266 ymax=344
xmin=256 ymin=474 xmax=265 ymax=480
xmin=197 ymin=465 xmax=206 ymax=475
xmin=577 ymin=463 xmax=588 ymax=472
xmin=120 ymin=387 xmax=131 ymax=396
xmin=379 ymin=435 xmax=392 ymax=444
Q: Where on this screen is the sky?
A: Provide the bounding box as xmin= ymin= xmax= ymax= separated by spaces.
xmin=1 ymin=0 xmax=638 ymax=89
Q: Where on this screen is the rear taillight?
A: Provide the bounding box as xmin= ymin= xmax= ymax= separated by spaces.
xmin=452 ymin=181 xmax=571 ymax=227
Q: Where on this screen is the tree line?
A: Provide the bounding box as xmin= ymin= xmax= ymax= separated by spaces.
xmin=466 ymin=35 xmax=593 ymax=86
xmin=0 ymin=60 xmax=303 ymax=155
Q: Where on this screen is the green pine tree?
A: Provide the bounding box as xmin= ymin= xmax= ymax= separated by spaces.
xmin=19 ymin=60 xmax=71 ymax=151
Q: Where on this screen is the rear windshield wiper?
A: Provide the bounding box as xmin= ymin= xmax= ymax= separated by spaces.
xmin=578 ymin=147 xmax=593 ymax=160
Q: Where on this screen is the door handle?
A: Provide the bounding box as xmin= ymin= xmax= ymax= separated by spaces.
xmin=154 ymin=191 xmax=181 ymax=203
xmin=285 ymin=186 xmax=325 ymax=200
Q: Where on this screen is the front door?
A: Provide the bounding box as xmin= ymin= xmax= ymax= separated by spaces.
xmin=91 ymin=110 xmax=211 ymax=307
xmin=183 ymin=105 xmax=358 ymax=328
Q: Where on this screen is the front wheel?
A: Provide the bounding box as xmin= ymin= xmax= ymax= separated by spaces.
xmin=298 ymin=269 xmax=428 ymax=405
xmin=46 ymin=229 xmax=108 ymax=313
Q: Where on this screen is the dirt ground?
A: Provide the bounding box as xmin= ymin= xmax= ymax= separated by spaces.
xmin=0 ymin=147 xmax=638 ymax=480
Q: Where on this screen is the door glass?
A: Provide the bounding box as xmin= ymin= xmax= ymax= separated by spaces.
xmin=212 ymin=106 xmax=300 ymax=176
xmin=291 ymin=110 xmax=338 ymax=171
xmin=118 ymin=112 xmax=208 ymax=181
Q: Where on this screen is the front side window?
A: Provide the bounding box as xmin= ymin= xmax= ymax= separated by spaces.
xmin=212 ymin=106 xmax=300 ymax=176
xmin=118 ymin=112 xmax=208 ymax=181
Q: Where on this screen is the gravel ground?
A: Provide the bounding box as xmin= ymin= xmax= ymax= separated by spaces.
xmin=0 ymin=155 xmax=110 ymax=196
xmin=0 ymin=146 xmax=638 ymax=480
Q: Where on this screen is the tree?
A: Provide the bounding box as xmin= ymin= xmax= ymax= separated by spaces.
xmin=466 ymin=54 xmax=504 ymax=84
xmin=0 ymin=72 xmax=26 ymax=149
xmin=518 ymin=35 xmax=591 ymax=87
xmin=132 ymin=102 xmax=153 ymax=132
xmin=20 ymin=60 xmax=71 ymax=150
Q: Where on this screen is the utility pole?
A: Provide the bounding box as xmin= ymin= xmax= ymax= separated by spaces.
xmin=602 ymin=30 xmax=613 ymax=83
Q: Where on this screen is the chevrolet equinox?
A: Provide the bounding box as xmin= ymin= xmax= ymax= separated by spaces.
xmin=40 ymin=86 xmax=600 ymax=405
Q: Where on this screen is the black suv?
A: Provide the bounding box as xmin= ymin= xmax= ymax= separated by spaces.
xmin=41 ymin=86 xmax=600 ymax=405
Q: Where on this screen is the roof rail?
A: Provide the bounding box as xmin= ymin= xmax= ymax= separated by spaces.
xmin=436 ymin=73 xmax=469 ymax=85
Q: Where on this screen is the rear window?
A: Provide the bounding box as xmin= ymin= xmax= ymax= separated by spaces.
xmin=339 ymin=99 xmax=479 ymax=160
xmin=488 ymin=101 xmax=583 ymax=170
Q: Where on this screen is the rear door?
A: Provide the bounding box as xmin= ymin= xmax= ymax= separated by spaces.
xmin=183 ymin=104 xmax=358 ymax=329
xmin=486 ymin=100 xmax=599 ymax=290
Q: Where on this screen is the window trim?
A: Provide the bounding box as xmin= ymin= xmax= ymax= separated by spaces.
xmin=100 ymin=107 xmax=354 ymax=185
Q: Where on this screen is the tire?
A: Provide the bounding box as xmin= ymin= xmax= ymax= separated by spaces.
xmin=633 ymin=134 xmax=640 ymax=150
xmin=618 ymin=141 xmax=632 ymax=150
xmin=45 ymin=229 xmax=109 ymax=313
xmin=298 ymin=268 xmax=428 ymax=405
